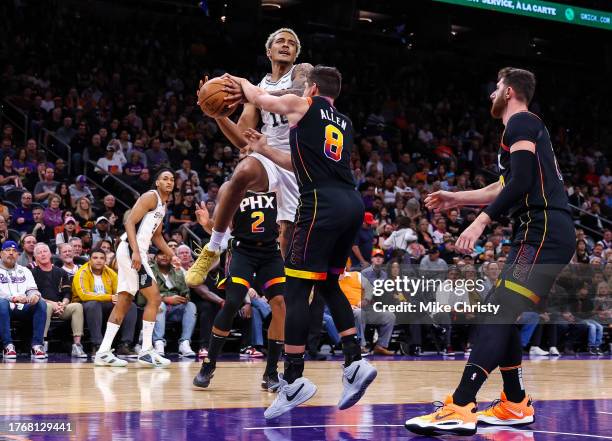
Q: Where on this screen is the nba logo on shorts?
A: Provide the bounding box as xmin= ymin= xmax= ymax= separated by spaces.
xmin=140 ymin=274 xmax=147 ymax=286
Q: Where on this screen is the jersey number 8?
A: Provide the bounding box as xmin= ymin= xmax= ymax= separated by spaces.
xmin=323 ymin=124 xmax=344 ymax=162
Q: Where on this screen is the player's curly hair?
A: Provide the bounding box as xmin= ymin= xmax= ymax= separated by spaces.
xmin=265 ymin=27 xmax=301 ymax=59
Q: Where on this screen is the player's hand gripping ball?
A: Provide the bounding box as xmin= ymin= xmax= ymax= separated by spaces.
xmin=196 ymin=76 xmax=239 ymax=118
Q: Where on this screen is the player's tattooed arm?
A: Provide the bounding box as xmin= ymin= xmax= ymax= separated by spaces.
xmin=268 ymin=63 xmax=314 ymax=97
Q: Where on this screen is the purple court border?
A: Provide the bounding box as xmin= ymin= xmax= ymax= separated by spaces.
xmin=1 ymin=399 xmax=611 ymax=440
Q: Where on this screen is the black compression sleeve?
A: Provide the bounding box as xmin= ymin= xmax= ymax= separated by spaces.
xmin=484 ymin=150 xmax=536 ymax=220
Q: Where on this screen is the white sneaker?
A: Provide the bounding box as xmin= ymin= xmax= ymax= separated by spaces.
xmin=154 ymin=340 xmax=165 ymax=355
xmin=264 ymin=374 xmax=317 ymax=419
xmin=529 ymin=346 xmax=549 ymax=356
xmin=31 ymin=345 xmax=48 ymax=359
xmin=138 ymin=348 xmax=171 ymax=368
xmin=549 ymin=346 xmax=560 ymax=356
xmin=71 ymin=343 xmax=87 ymax=358
xmin=3 ymin=344 xmax=17 ymax=359
xmin=95 ymin=350 xmax=128 ymax=367
xmin=179 ymin=340 xmax=196 ymax=357
xmin=338 ymin=358 xmax=377 ymax=410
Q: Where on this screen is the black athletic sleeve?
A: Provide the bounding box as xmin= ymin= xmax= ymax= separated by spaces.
xmin=504 ymin=112 xmax=542 ymax=146
xmin=484 ymin=150 xmax=536 ymax=220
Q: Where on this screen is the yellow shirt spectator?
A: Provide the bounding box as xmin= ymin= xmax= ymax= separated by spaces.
xmin=339 ymin=271 xmax=362 ymax=307
xmin=72 ymin=261 xmax=118 ymax=302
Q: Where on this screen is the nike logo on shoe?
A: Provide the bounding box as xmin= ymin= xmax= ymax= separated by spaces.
xmin=286 ymin=384 xmax=304 ymax=401
xmin=434 ymin=411 xmax=456 ymax=421
xmin=507 ymin=409 xmax=524 ymax=418
xmin=347 ymin=365 xmax=360 ymax=384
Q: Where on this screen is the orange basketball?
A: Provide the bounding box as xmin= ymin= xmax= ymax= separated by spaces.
xmin=197 ymin=77 xmax=237 ymax=118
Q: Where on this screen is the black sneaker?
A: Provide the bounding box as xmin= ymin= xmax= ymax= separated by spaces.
xmin=410 ymin=345 xmax=422 ymax=357
xmin=262 ymin=371 xmax=280 ymax=392
xmin=90 ymin=345 xmax=99 ymax=357
xmin=193 ymin=361 xmax=215 ymax=388
xmin=589 ymin=346 xmax=603 ymax=355
xmin=116 ymin=343 xmax=138 ymax=358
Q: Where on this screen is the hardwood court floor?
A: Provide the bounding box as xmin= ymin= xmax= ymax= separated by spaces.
xmin=1 ymin=357 xmax=610 ymax=415
xmin=1 ymin=357 xmax=611 ymax=441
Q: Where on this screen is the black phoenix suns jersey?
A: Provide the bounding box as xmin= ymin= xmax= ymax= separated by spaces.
xmin=498 ymin=111 xmax=570 ymax=220
xmin=231 ymin=191 xmax=279 ymax=248
xmin=289 ymin=96 xmax=355 ymax=193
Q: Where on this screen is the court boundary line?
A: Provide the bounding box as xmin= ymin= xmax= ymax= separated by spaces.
xmin=242 ymin=424 xmax=612 ymax=439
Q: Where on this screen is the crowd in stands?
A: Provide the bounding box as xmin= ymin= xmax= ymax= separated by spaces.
xmin=0 ymin=1 xmax=610 ymax=360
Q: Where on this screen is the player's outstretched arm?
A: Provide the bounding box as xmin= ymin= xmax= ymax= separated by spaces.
xmin=425 ymin=181 xmax=502 ymax=211
xmin=225 ymin=75 xmax=309 ymax=125
xmin=124 ymin=192 xmax=157 ymax=271
xmin=243 ymin=128 xmax=293 ymax=171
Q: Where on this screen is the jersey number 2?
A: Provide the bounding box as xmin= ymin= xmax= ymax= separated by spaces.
xmin=251 ymin=211 xmax=265 ymax=233
xmin=323 ymin=124 xmax=343 ymax=162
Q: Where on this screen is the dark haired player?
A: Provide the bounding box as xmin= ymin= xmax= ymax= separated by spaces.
xmin=405 ymin=67 xmax=576 ymax=436
xmin=187 ymin=28 xmax=312 ymax=287
xmin=226 ymin=65 xmax=377 ymax=419
xmin=193 ymin=182 xmax=286 ymax=391
xmin=94 ymin=168 xmax=179 ymax=368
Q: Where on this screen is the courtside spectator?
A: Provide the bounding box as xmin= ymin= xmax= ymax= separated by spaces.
xmin=351 ymin=212 xmax=377 ymax=269
xmin=72 ymin=248 xmax=137 ymax=356
xmin=150 ymin=249 xmax=196 ymax=357
xmin=58 ymin=243 xmax=80 ymax=275
xmin=0 ymin=241 xmax=47 ymax=359
xmin=176 ymin=244 xmax=193 ymax=272
xmin=341 ymin=264 xmax=396 ymax=355
xmin=31 ymin=243 xmax=86 ymax=357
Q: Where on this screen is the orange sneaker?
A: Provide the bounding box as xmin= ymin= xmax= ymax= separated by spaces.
xmin=478 ymin=392 xmax=535 ymax=426
xmin=404 ymin=395 xmax=477 ymax=436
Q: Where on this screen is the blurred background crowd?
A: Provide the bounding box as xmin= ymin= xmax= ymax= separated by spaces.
xmin=0 ymin=0 xmax=610 ymax=361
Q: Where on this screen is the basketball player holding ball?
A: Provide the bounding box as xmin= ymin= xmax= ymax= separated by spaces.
xmin=186 ymin=28 xmax=313 ymax=288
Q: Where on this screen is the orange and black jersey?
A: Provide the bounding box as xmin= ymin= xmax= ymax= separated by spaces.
xmin=231 ymin=191 xmax=279 ymax=249
xmin=498 ymin=111 xmax=569 ymax=220
xmin=290 ymin=96 xmax=355 ymax=193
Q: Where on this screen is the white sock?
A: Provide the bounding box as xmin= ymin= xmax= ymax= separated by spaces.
xmin=208 ymin=228 xmax=226 ymax=252
xmin=98 ymin=322 xmax=120 ymax=353
xmin=142 ymin=320 xmax=155 ymax=352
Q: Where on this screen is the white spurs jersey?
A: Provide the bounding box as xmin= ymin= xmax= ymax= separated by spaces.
xmin=121 ymin=190 xmax=165 ymax=252
xmin=258 ymin=65 xmax=295 ymax=152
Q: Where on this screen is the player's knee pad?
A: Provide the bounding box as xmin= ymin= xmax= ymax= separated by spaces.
xmin=283 ymin=277 xmax=314 ymax=346
xmin=320 ymin=275 xmax=355 ymax=333
xmin=214 ymin=282 xmax=248 ymax=331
